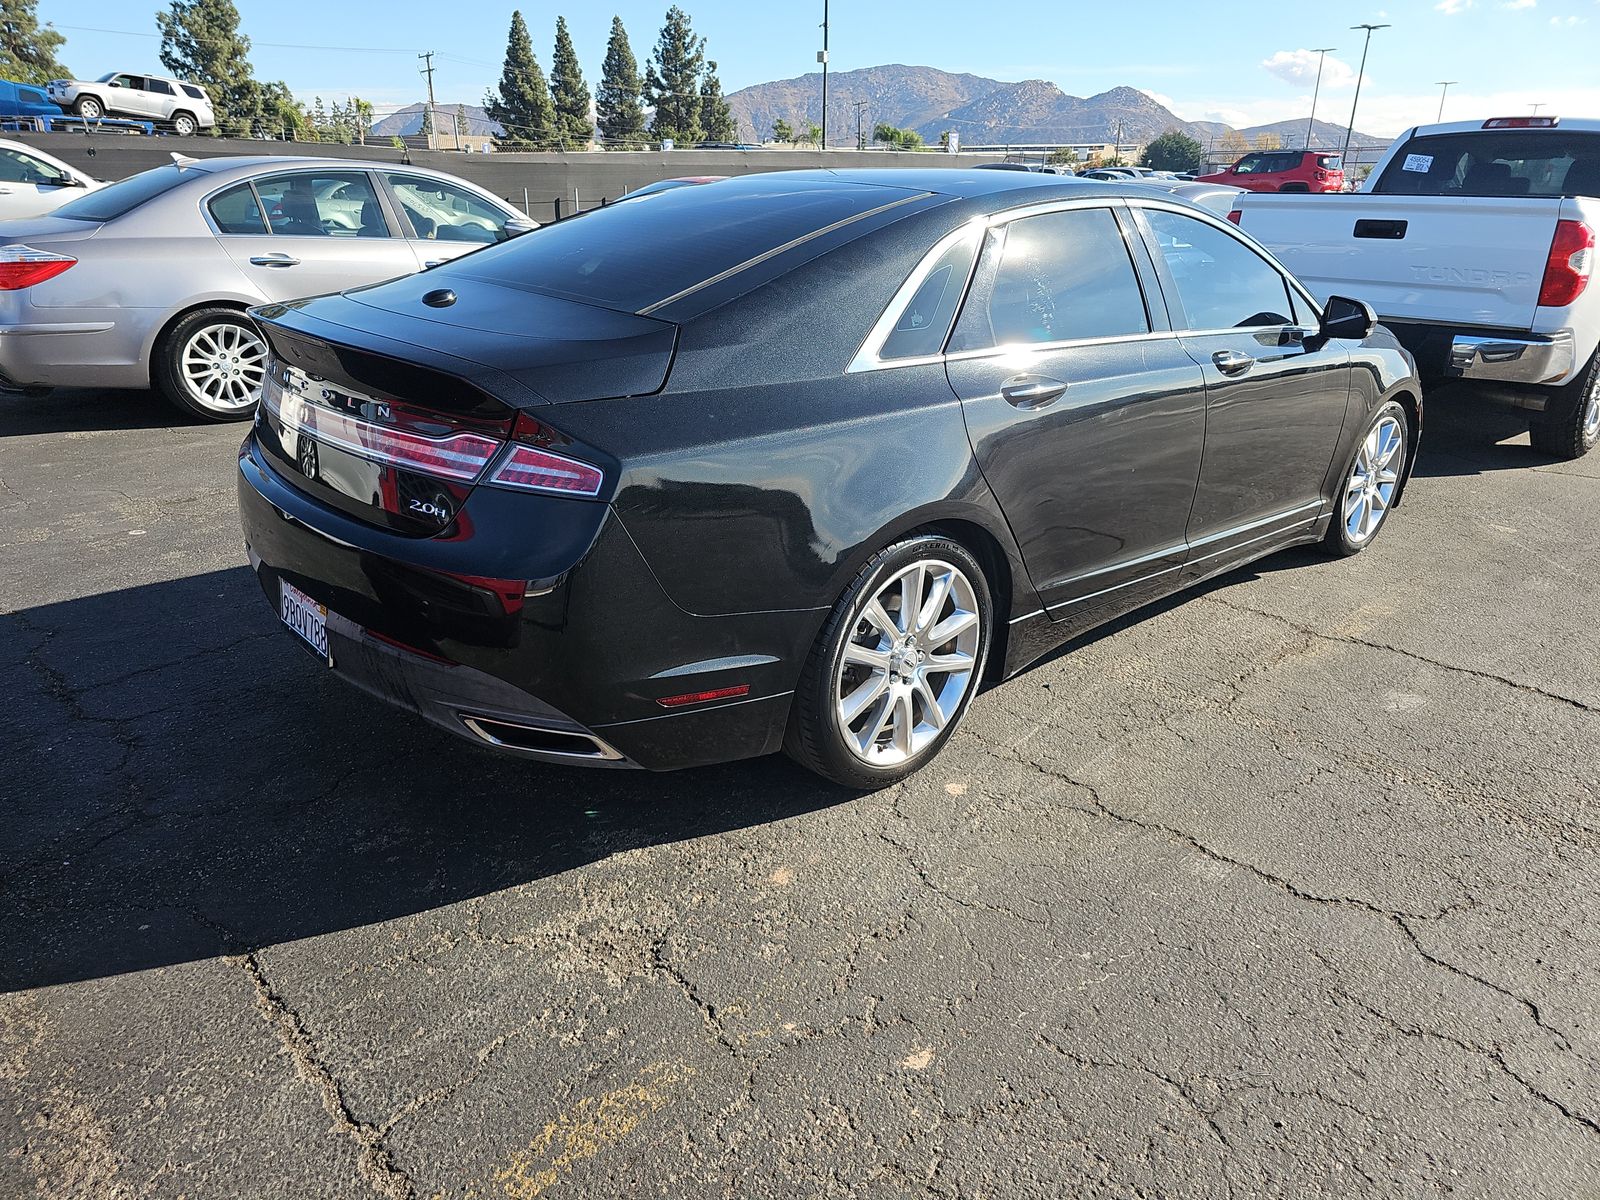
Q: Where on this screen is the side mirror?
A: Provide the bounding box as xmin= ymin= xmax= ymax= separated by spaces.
xmin=503 ymin=218 xmax=537 ymax=236
xmin=108 ymin=81 xmax=123 ymax=88
xmin=1321 ymin=294 xmax=1376 ymax=340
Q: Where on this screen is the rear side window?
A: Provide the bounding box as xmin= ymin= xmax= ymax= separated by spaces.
xmin=1143 ymin=209 xmax=1296 ymax=330
xmin=52 ymin=164 xmax=198 ymax=221
xmin=255 ymin=171 xmax=387 ymax=237
xmin=1374 ymin=130 xmax=1600 ymax=197
xmin=147 ymin=79 xmax=174 ymax=96
xmin=878 ymin=234 xmax=979 ymax=360
xmin=444 ymin=175 xmax=924 ymax=313
xmin=208 ymin=182 xmax=267 ymax=234
xmin=182 ymin=84 xmax=205 ymax=100
xmin=950 ymin=207 xmax=1150 ymax=351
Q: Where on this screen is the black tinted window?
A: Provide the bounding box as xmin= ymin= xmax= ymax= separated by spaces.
xmin=950 ymin=207 xmax=1149 ymax=351
xmin=182 ymin=84 xmax=205 ymax=100
xmin=879 ymin=235 xmax=978 ymax=360
xmin=52 ymin=164 xmax=199 ymax=221
xmin=443 ymin=176 xmax=921 ymax=312
xmin=19 ymin=88 xmax=44 ymax=104
xmin=208 ymin=182 xmax=267 ymax=234
xmin=1144 ymin=209 xmax=1295 ymax=330
xmin=1374 ymin=130 xmax=1600 ymax=198
xmin=148 ymin=79 xmax=175 ymax=96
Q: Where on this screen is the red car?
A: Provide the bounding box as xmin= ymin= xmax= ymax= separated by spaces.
xmin=1198 ymin=149 xmax=1346 ymax=193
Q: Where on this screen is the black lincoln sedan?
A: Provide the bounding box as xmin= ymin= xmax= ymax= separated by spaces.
xmin=238 ymin=168 xmax=1421 ymax=788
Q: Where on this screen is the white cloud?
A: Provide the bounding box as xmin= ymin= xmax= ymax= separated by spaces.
xmin=1261 ymin=49 xmax=1357 ymax=90
xmin=1435 ymin=0 xmax=1473 ymax=12
xmin=1550 ymin=12 xmax=1585 ymax=22
xmin=1502 ymin=0 xmax=1536 ymax=8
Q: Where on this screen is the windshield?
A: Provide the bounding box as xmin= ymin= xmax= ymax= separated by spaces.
xmin=95 ymin=73 xmax=118 ymax=83
xmin=52 ymin=164 xmax=203 ymax=222
xmin=1374 ymin=130 xmax=1600 ymax=197
xmin=442 ymin=175 xmax=924 ymax=313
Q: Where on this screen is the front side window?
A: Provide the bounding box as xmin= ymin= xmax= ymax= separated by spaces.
xmin=254 ymin=171 xmax=387 ymax=237
xmin=949 ymin=207 xmax=1150 ymax=351
xmin=1233 ymin=154 xmax=1263 ymax=175
xmin=384 ymin=173 xmax=511 ymax=244
xmin=112 ymin=74 xmax=145 ymax=91
xmin=208 ymin=182 xmax=267 ymax=234
xmin=1143 ymin=209 xmax=1296 ymax=331
xmin=0 ymin=147 xmax=66 ymax=185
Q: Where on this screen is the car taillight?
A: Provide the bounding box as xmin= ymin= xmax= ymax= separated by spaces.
xmin=0 ymin=244 xmax=76 ymax=290
xmin=261 ymin=377 xmax=502 ymax=481
xmin=1539 ymin=220 xmax=1594 ymax=308
xmin=488 ymin=444 xmax=604 ymax=496
xmin=1227 ymin=210 xmax=1242 ymax=225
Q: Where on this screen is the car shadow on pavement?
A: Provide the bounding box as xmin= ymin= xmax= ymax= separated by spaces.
xmin=1407 ymin=384 xmax=1562 ymax=479
xmin=0 ymin=388 xmax=183 ymax=438
xmin=1 ymin=565 xmax=854 ymax=993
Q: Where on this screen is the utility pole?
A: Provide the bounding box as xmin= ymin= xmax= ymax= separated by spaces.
xmin=1435 ymin=81 xmax=1457 ymax=123
xmin=818 ymin=0 xmax=829 ymax=150
xmin=418 ymin=50 xmax=438 ymax=151
xmin=1530 ymin=102 xmax=1545 ymax=115
xmin=1342 ymin=23 xmax=1388 ymax=170
xmin=853 ymin=99 xmax=867 ymax=151
xmin=1306 ymin=47 xmax=1336 ymax=148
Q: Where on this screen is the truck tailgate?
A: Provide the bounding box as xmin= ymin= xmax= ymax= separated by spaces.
xmin=1237 ymin=194 xmax=1564 ymax=329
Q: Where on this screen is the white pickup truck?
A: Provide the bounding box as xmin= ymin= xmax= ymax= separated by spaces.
xmin=1232 ymin=116 xmax=1599 ymax=459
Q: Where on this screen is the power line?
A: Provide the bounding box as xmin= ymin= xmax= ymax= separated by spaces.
xmin=47 ymin=22 xmax=418 ymax=53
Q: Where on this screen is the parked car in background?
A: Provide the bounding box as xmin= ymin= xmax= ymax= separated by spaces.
xmin=0 ymin=78 xmax=65 ymax=121
xmin=0 ymin=156 xmax=535 ymax=419
xmin=1078 ymin=167 xmax=1139 ymax=181
xmin=1199 ymin=149 xmax=1346 ymax=193
xmin=237 ymin=169 xmax=1420 ymax=787
xmin=1233 ymin=116 xmax=1599 ymax=459
xmin=0 ymin=138 xmax=98 ymax=219
xmin=45 ymin=71 xmax=214 ymax=135
xmin=1131 ymin=178 xmax=1245 ymax=218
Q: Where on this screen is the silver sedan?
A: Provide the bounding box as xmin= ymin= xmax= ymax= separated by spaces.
xmin=0 ymin=155 xmax=535 ymax=420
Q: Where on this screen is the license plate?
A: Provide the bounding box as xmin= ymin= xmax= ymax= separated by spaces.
xmin=279 ymin=578 xmax=331 ymax=664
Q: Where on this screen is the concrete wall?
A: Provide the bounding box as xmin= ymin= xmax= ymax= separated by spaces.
xmin=17 ymin=134 xmax=1012 ymax=222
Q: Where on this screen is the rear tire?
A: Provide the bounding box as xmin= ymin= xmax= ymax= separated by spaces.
xmin=785 ymin=535 xmax=992 ymax=789
xmin=74 ymin=97 xmax=103 ymax=120
xmin=171 ymin=111 xmax=197 ymax=136
xmin=1323 ymin=400 xmax=1408 ymax=557
xmin=1529 ymin=351 xmax=1600 ymax=461
xmin=154 ymin=307 xmax=268 ymax=422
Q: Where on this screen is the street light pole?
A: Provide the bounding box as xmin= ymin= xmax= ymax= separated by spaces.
xmin=1306 ymin=47 xmax=1336 ymax=149
xmin=1435 ymin=81 xmax=1457 ymax=123
xmin=818 ymin=0 xmax=829 ymax=151
xmin=1342 ymin=23 xmax=1389 ymax=173
xmin=1531 ymin=102 xmax=1544 ymax=116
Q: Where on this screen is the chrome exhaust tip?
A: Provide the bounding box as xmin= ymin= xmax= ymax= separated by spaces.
xmin=457 ymin=713 xmax=624 ymax=761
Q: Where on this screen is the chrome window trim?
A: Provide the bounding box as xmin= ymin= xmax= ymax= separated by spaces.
xmin=846 ymin=218 xmax=985 ymax=373
xmin=198 ymin=166 xmax=441 ymax=240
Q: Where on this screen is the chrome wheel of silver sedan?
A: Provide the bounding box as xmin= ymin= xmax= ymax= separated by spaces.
xmin=834 ymin=558 xmax=982 ymax=767
xmin=1342 ymin=412 xmax=1405 ymax=546
xmin=180 ymin=320 xmax=267 ymax=414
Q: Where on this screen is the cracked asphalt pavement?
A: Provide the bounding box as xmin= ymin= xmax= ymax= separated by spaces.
xmin=2 ymin=386 xmax=1598 ymax=1198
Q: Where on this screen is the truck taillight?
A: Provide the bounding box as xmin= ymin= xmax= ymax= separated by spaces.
xmin=0 ymin=244 xmax=75 ymax=290
xmin=1538 ymin=220 xmax=1594 ymax=308
xmin=1226 ymin=209 xmax=1242 ymax=225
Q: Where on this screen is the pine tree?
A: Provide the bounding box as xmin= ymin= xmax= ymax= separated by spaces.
xmin=596 ymin=16 xmax=644 ymax=149
xmin=549 ymin=16 xmax=592 ymax=149
xmin=644 ymin=6 xmax=703 ymax=145
xmin=157 ymin=0 xmax=267 ymax=133
xmin=772 ymin=117 xmax=794 ymax=144
xmin=698 ymin=56 xmax=734 ymax=143
xmin=484 ymin=10 xmax=553 ymax=150
xmin=0 ymin=0 xmax=69 ymax=85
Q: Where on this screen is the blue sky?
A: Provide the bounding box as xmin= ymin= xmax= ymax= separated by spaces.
xmin=39 ymin=0 xmax=1600 ymax=135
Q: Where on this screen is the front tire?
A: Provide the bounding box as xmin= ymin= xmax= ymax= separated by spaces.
xmin=74 ymin=97 xmax=103 ymax=120
xmin=785 ymin=535 xmax=992 ymax=789
xmin=154 ymin=308 xmax=268 ymax=422
xmin=1324 ymin=400 xmax=1408 ymax=557
xmin=1530 ymin=351 xmax=1600 ymax=461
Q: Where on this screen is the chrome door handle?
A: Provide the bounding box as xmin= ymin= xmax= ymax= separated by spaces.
xmin=248 ymin=253 xmax=300 ymax=267
xmin=1212 ymin=349 xmax=1254 ymax=375
xmin=423 ymin=259 xmax=443 ymax=269
xmin=1000 ymin=375 xmax=1067 ymax=409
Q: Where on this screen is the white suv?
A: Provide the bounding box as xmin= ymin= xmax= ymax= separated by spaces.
xmin=46 ymin=72 xmax=215 ymax=136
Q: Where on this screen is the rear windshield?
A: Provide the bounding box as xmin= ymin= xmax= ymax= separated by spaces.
xmin=443 ymin=176 xmax=924 ymax=313
xmin=1316 ymin=155 xmax=1342 ymax=170
xmin=1374 ymin=130 xmax=1600 ymax=197
xmin=53 ymin=163 xmax=203 ymax=221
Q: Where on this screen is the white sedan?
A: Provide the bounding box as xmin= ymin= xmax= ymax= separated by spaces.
xmin=0 ymin=139 xmax=99 ymax=220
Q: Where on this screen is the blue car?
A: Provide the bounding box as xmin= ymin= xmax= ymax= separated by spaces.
xmin=0 ymin=78 xmax=65 ymax=120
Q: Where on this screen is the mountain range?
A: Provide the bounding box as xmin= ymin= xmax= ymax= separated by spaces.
xmin=725 ymin=65 xmax=1380 ymax=152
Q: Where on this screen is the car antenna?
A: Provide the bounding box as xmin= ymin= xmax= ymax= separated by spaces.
xmin=169 ymin=151 xmax=199 ymax=170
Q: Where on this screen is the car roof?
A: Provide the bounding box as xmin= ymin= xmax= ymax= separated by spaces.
xmin=165 ymin=155 xmax=471 ymax=182
xmin=741 ymin=167 xmax=1127 ymax=202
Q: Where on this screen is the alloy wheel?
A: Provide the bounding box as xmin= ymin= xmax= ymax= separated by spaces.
xmin=173 ymin=114 xmax=196 ymax=136
xmin=1583 ymin=373 xmax=1600 ymax=446
xmin=180 ymin=321 xmax=267 ymax=413
xmin=833 ymin=558 xmax=981 ymax=767
xmin=1343 ymin=412 xmax=1405 ymax=546
xmin=77 ymin=99 xmax=102 ymax=119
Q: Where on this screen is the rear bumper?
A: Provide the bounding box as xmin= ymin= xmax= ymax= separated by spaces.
xmin=1386 ymin=321 xmax=1578 ymax=387
xmin=0 ymin=314 xmax=152 ymax=390
xmin=237 ymin=434 xmax=814 ymax=771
